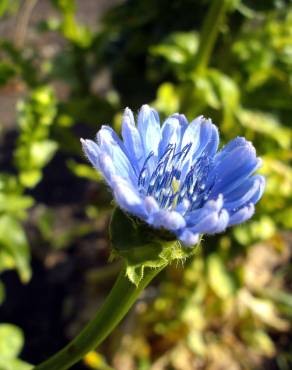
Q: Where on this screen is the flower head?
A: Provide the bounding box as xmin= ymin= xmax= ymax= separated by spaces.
xmin=81 ymin=105 xmax=265 ymax=247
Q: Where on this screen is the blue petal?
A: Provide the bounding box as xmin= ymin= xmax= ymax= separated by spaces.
xmin=172 ymin=113 xmax=189 ymax=131
xmin=137 ymin=105 xmax=161 ymax=156
xmin=178 ymin=229 xmax=199 ymax=247
xmin=181 ymin=115 xmax=203 ymax=157
xmin=203 ymin=120 xmax=219 ymax=157
xmin=189 ymin=212 xmax=220 ymax=234
xmin=228 ymin=203 xmax=255 ymax=226
xmin=206 ymin=209 xmax=229 ymax=234
xmin=98 ymin=153 xmax=117 ymax=185
xmin=97 ymin=126 xmax=137 ymax=185
xmin=185 ymin=195 xmax=223 ymax=227
xmin=249 ymin=176 xmax=266 ymax=205
xmin=215 ymin=137 xmax=248 ymax=164
xmin=113 ymin=180 xmax=146 ymax=217
xmin=209 ymin=143 xmax=261 ymax=196
xmin=151 ymin=210 xmax=186 ymax=231
xmin=191 ymin=118 xmax=219 ymax=159
xmin=144 ymin=196 xmax=160 ymax=215
xmin=81 ymin=138 xmax=100 ymax=169
xmin=223 ymin=175 xmax=265 ymax=211
xmin=175 ymin=199 xmax=190 ymax=214
xmin=122 ymin=108 xmax=144 ymax=172
xmin=158 ymin=116 xmax=183 ymax=157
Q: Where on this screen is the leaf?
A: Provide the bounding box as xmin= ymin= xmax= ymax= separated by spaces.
xmin=154 ymin=83 xmax=180 ymax=116
xmin=30 ymin=140 xmax=58 ymax=168
xmin=67 ymin=160 xmax=103 ymax=182
xmin=241 ymin=329 xmax=275 ymax=356
xmin=0 ymin=215 xmax=31 ymax=282
xmin=0 ymin=358 xmax=32 ymax=370
xmin=0 ymin=324 xmax=24 ymax=359
xmin=207 ymin=254 xmax=236 ymax=298
xmin=151 ymin=32 xmax=199 ymax=66
xmin=19 ymin=171 xmax=42 ymax=189
xmin=238 ymin=109 xmax=291 ymax=149
xmin=0 ymin=174 xmax=34 ymax=219
xmin=239 ymin=290 xmax=290 ymax=331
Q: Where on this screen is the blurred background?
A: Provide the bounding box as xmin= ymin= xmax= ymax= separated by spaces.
xmin=0 ymin=0 xmax=292 ymax=369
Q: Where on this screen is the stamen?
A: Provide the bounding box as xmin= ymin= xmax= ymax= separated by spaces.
xmin=138 ymin=142 xmax=212 ymax=213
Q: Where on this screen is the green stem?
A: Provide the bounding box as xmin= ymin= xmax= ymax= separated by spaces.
xmin=34 ymin=265 xmax=164 ymax=370
xmin=194 ymin=0 xmax=231 ymax=72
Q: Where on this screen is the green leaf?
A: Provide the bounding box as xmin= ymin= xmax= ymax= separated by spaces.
xmin=154 ymin=83 xmax=180 ymax=116
xmin=0 ymin=62 xmax=17 ymax=85
xmin=18 ymin=171 xmax=42 ymax=188
xmin=0 ymin=215 xmax=31 ymax=282
xmin=67 ymin=160 xmax=103 ymax=182
xmin=207 ymin=254 xmax=236 ymax=298
xmin=0 ymin=174 xmax=34 ymax=219
xmin=30 ymin=140 xmax=58 ymax=168
xmin=0 ymin=358 xmax=32 ymax=370
xmin=0 ymin=324 xmax=24 ymax=359
xmin=241 ymin=329 xmax=275 ymax=356
xmin=238 ymin=109 xmax=291 ymax=149
xmin=151 ymin=32 xmax=199 ymax=66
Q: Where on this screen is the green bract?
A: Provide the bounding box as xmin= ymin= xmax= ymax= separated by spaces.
xmin=110 ymin=207 xmax=200 ymax=285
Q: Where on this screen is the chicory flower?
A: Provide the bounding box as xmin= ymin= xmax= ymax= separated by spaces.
xmin=81 ymin=105 xmax=265 ymax=247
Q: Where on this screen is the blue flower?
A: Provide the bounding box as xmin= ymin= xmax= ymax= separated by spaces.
xmin=81 ymin=105 xmax=265 ymax=247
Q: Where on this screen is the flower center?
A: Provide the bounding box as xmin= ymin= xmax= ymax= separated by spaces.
xmin=138 ymin=143 xmax=213 ymax=212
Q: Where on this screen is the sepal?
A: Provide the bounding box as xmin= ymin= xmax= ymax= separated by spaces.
xmin=110 ymin=207 xmax=200 ymax=285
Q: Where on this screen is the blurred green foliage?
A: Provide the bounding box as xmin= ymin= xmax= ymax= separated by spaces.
xmin=0 ymin=324 xmax=32 ymax=370
xmin=0 ymin=0 xmax=292 ymax=369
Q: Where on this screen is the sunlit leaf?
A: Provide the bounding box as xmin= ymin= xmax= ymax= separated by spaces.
xmin=0 ymin=324 xmax=23 ymax=359
xmin=207 ymin=254 xmax=236 ymax=298
xmin=0 ymin=215 xmax=31 ymax=282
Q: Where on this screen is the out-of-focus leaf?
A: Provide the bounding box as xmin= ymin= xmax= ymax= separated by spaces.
xmin=18 ymin=171 xmax=42 ymax=189
xmin=233 ymin=216 xmax=276 ymax=245
xmin=239 ymin=289 xmax=290 ymax=331
xmin=0 ymin=358 xmax=32 ymax=370
xmin=242 ymin=329 xmax=275 ymax=356
xmin=0 ymin=324 xmax=23 ymax=359
xmin=261 ymin=157 xmax=292 ymax=203
xmin=15 ymin=86 xmax=58 ymax=188
xmin=0 ymin=62 xmax=17 ymax=85
xmin=238 ymin=110 xmax=291 ymax=149
xmin=52 ymin=0 xmax=92 ymax=48
xmin=67 ymin=160 xmax=103 ymax=182
xmin=0 ymin=215 xmax=31 ymax=282
xmin=0 ymin=0 xmax=19 ymax=18
xmin=0 ymin=174 xmax=34 ymax=219
xmin=182 ymin=304 xmax=206 ymax=331
xmin=275 ymin=208 xmax=292 ymax=228
xmin=30 ymin=140 xmax=58 ymax=168
xmin=187 ymin=330 xmax=206 ymax=356
xmin=154 ymin=83 xmax=180 ymax=116
xmin=258 ymin=288 xmax=292 ymax=309
xmin=207 ymin=254 xmax=236 ymax=298
xmin=17 ymin=139 xmax=58 ymax=188
xmin=150 ymin=32 xmax=199 ymax=68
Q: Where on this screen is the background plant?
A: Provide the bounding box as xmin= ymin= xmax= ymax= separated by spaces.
xmin=0 ymin=0 xmax=291 ymax=369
